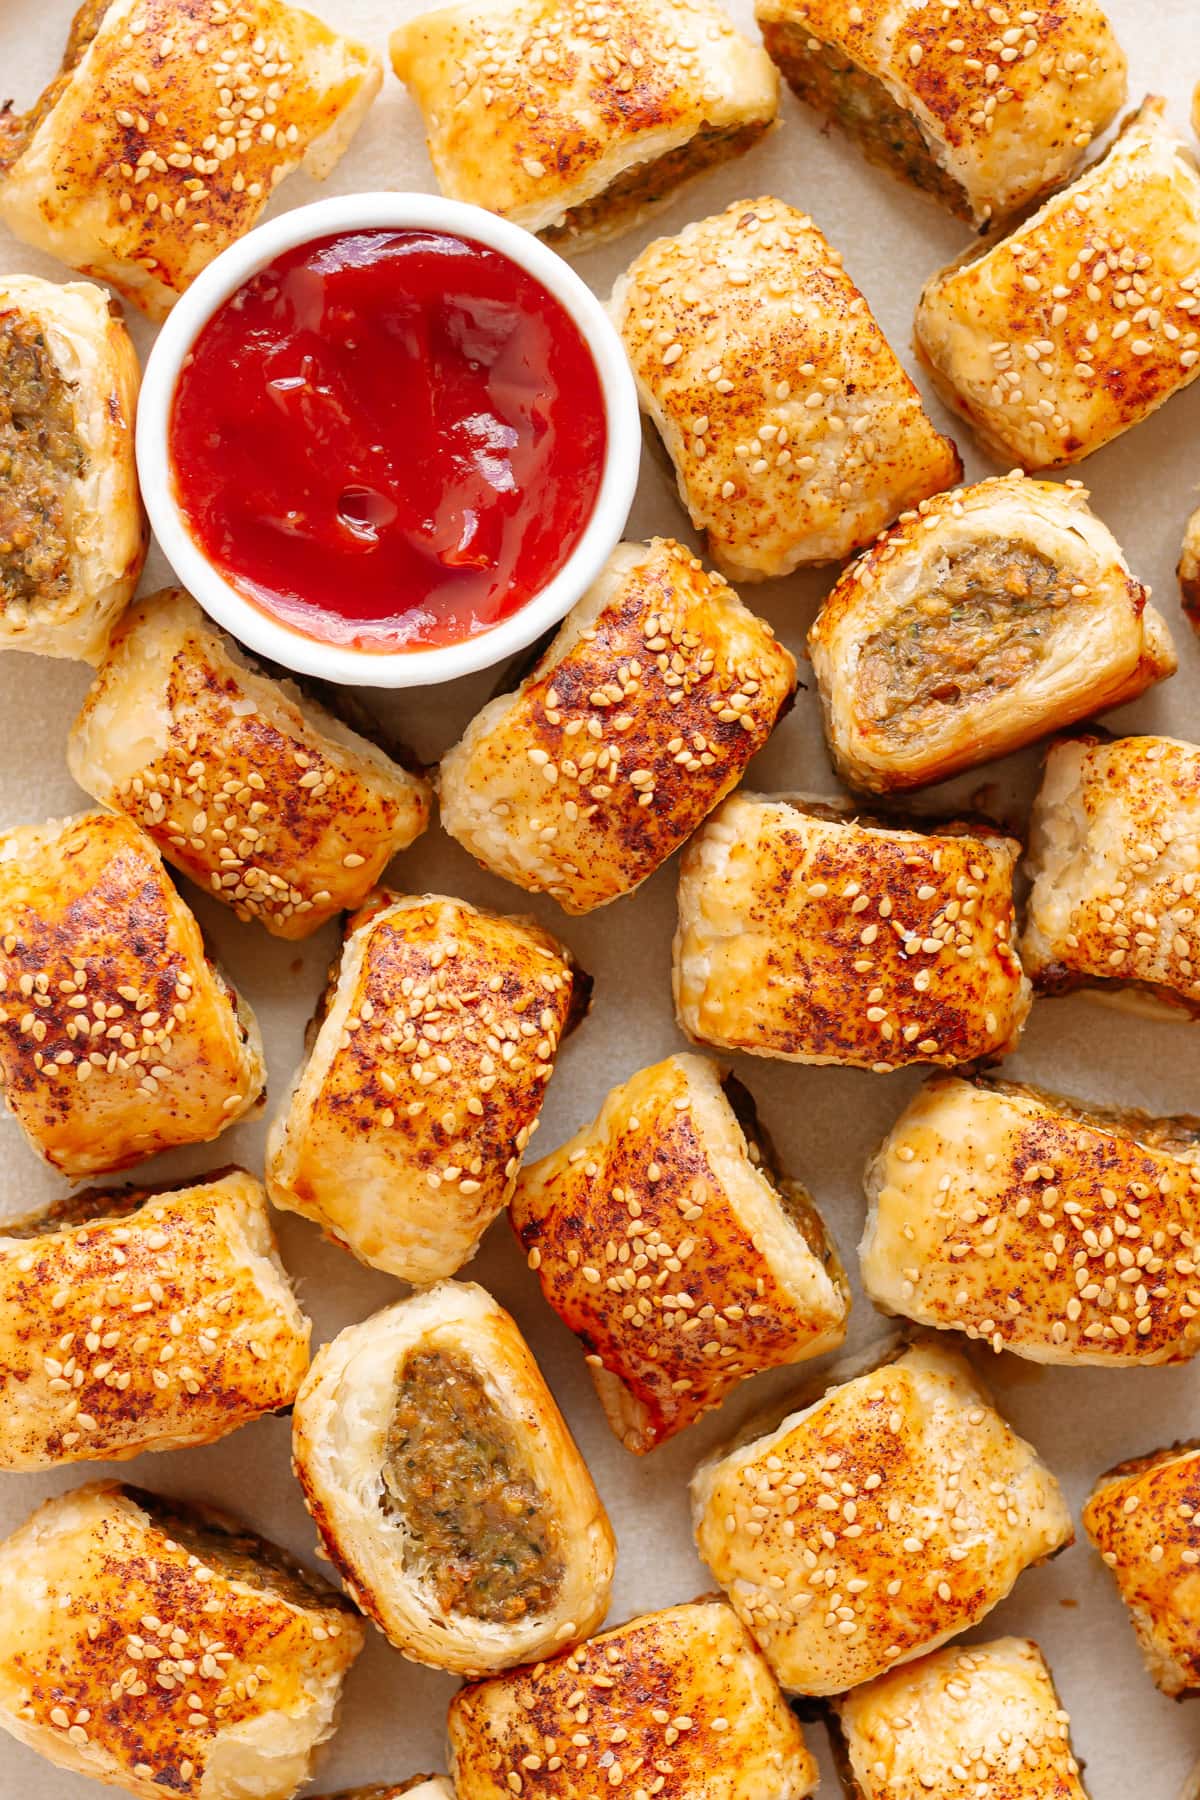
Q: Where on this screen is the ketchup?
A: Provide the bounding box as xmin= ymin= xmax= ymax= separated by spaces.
xmin=169 ymin=229 xmax=608 ymax=652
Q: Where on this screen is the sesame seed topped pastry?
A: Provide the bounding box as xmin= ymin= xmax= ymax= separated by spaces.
xmin=0 ymin=0 xmax=381 ymax=321
xmin=809 ymin=475 xmax=1176 ymax=795
xmin=1083 ymin=1442 xmax=1200 ymax=1697
xmin=0 ymin=274 xmax=145 ymax=662
xmin=266 ymin=892 xmax=584 ymax=1284
xmin=1022 ymin=734 xmax=1200 ymax=1018
xmin=291 ymin=1282 xmax=616 ymax=1676
xmin=0 ymin=1169 xmax=309 ymax=1472
xmin=1181 ymin=504 xmax=1200 ymax=635
xmin=834 ymin=1637 xmax=1091 ymax=1799
xmin=512 ymin=1054 xmax=849 ymax=1453
xmin=755 ymin=0 xmax=1127 ymax=227
xmin=447 ymin=1598 xmax=818 ymax=1800
xmin=673 ymin=791 xmax=1031 ymax=1072
xmin=610 ymin=197 xmax=961 ymax=582
xmin=69 ymin=589 xmax=432 ymax=939
xmin=862 ymin=1076 xmax=1200 ymax=1366
xmin=691 ymin=1340 xmax=1072 ymax=1696
xmin=390 ymin=0 xmax=779 ymax=252
xmin=439 ymin=540 xmax=796 ymax=914
xmin=0 ymin=810 xmax=265 ymax=1178
xmin=0 ymin=1480 xmax=364 ymax=1800
xmin=915 ymin=98 xmax=1200 ymax=472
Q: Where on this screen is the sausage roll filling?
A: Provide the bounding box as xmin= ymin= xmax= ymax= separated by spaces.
xmin=1084 ymin=1443 xmax=1200 ymax=1697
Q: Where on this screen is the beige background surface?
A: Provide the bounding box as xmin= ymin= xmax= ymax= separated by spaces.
xmin=1 ymin=1 xmax=1199 ymax=1794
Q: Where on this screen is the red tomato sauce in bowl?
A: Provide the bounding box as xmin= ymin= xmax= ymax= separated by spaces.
xmin=168 ymin=228 xmax=608 ymax=652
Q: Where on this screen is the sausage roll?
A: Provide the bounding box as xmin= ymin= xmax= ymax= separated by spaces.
xmin=915 ymin=98 xmax=1200 ymax=472
xmin=690 ymin=1340 xmax=1073 ymax=1695
xmin=69 ymin=588 xmax=432 ymax=938
xmin=673 ymin=791 xmax=1031 ymax=1072
xmin=291 ymin=1281 xmax=616 ymax=1677
xmin=0 ymin=274 xmax=144 ymax=662
xmin=315 ymin=1783 xmax=454 ymax=1800
xmin=1085 ymin=1443 xmax=1200 ymax=1697
xmin=439 ymin=539 xmax=796 ymax=914
xmin=512 ymin=1053 xmax=850 ymax=1453
xmin=1181 ymin=504 xmax=1200 ymax=635
xmin=0 ymin=0 xmax=381 ymax=320
xmin=834 ymin=1638 xmax=1089 ymax=1800
xmin=447 ymin=1598 xmax=818 ymax=1800
xmin=0 ymin=810 xmax=265 ymax=1177
xmin=390 ymin=0 xmax=779 ymax=252
xmin=266 ymin=893 xmax=582 ymax=1283
xmin=1022 ymin=734 xmax=1200 ymax=1017
xmin=611 ymin=197 xmax=961 ymax=581
xmin=862 ymin=1076 xmax=1200 ymax=1367
xmin=0 ymin=1169 xmax=309 ymax=1471
xmin=809 ymin=475 xmax=1177 ymax=795
xmin=755 ymin=0 xmax=1126 ymax=227
xmin=0 ymin=1480 xmax=364 ymax=1800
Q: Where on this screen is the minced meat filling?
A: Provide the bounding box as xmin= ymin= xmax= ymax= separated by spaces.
xmin=382 ymin=1348 xmax=563 ymax=1624
xmin=0 ymin=315 xmax=84 ymax=616
xmin=546 ymin=119 xmax=770 ymax=244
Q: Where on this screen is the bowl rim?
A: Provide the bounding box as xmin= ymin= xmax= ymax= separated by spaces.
xmin=136 ymin=191 xmax=642 ymax=689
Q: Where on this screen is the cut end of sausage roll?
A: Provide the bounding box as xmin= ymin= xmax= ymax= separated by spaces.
xmin=448 ymin=1597 xmax=817 ymax=1800
xmin=690 ymin=1339 xmax=1072 ymax=1695
xmin=915 ymin=97 xmax=1200 ymax=472
xmin=0 ymin=1480 xmax=364 ymax=1800
xmin=390 ymin=0 xmax=778 ymax=253
xmin=291 ymin=1281 xmax=615 ymax=1677
xmin=673 ymin=791 xmax=1031 ymax=1071
xmin=834 ymin=1637 xmax=1090 ymax=1799
xmin=1181 ymin=505 xmax=1200 ymax=635
xmin=513 ymin=1053 xmax=849 ymax=1452
xmin=1084 ymin=1442 xmax=1200 ymax=1697
xmin=809 ymin=475 xmax=1176 ymax=794
xmin=611 ymin=197 xmax=961 ymax=580
xmin=439 ymin=539 xmax=796 ymax=914
xmin=0 ymin=810 xmax=265 ymax=1177
xmin=0 ymin=273 xmax=145 ymax=661
xmin=862 ymin=1076 xmax=1200 ymax=1367
xmin=313 ymin=1781 xmax=455 ymax=1800
xmin=1022 ymin=734 xmax=1200 ymax=1018
xmin=69 ymin=588 xmax=432 ymax=938
xmin=266 ymin=892 xmax=582 ymax=1283
xmin=755 ymin=0 xmax=1126 ymax=227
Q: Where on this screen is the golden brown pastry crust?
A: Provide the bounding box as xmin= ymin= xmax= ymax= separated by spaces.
xmin=266 ymin=892 xmax=582 ymax=1283
xmin=69 ymin=589 xmax=432 ymax=938
xmin=673 ymin=791 xmax=1031 ymax=1072
xmin=447 ymin=1598 xmax=818 ymax=1800
xmin=1181 ymin=504 xmax=1200 ymax=635
xmin=0 ymin=810 xmax=265 ymax=1177
xmin=1084 ymin=1443 xmax=1200 ymax=1697
xmin=512 ymin=1053 xmax=849 ymax=1452
xmin=439 ymin=540 xmax=796 ymax=914
xmin=915 ymin=98 xmax=1200 ymax=472
xmin=611 ymin=197 xmax=961 ymax=581
xmin=809 ymin=475 xmax=1176 ymax=794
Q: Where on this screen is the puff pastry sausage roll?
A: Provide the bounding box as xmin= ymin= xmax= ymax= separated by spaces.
xmin=440 ymin=540 xmax=796 ymax=913
xmin=69 ymin=589 xmax=432 ymax=938
xmin=674 ymin=792 xmax=1030 ymax=1072
xmin=0 ymin=1480 xmax=363 ymax=1800
xmin=691 ymin=1340 xmax=1072 ymax=1695
xmin=809 ymin=475 xmax=1176 ymax=795
xmin=512 ymin=1054 xmax=849 ymax=1452
xmin=0 ymin=811 xmax=265 ymax=1176
xmin=756 ymin=0 xmax=1126 ymax=227
xmin=0 ymin=0 xmax=381 ymax=320
xmin=1023 ymin=734 xmax=1200 ymax=1017
xmin=1181 ymin=505 xmax=1200 ymax=634
xmin=834 ymin=1638 xmax=1089 ymax=1800
xmin=1083 ymin=1443 xmax=1200 ymax=1696
xmin=0 ymin=274 xmax=144 ymax=661
xmin=0 ymin=1169 xmax=308 ymax=1471
xmin=611 ymin=198 xmax=961 ymax=581
xmin=862 ymin=1076 xmax=1200 ymax=1366
xmin=268 ymin=893 xmax=583 ymax=1282
xmin=390 ymin=0 xmax=778 ymax=251
xmin=915 ymin=99 xmax=1200 ymax=472
xmin=291 ymin=1281 xmax=615 ymax=1676
xmin=447 ymin=1598 xmax=818 ymax=1800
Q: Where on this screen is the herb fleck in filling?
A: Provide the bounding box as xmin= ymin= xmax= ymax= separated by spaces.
xmin=0 ymin=315 xmax=84 ymax=616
